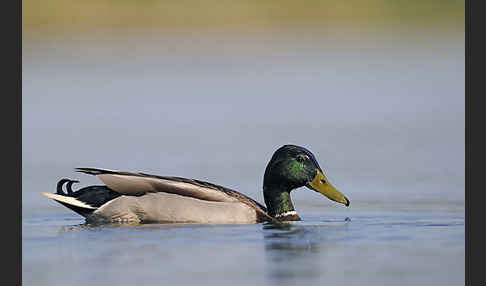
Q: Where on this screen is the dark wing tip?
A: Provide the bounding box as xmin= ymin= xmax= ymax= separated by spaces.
xmin=75 ymin=168 xmax=115 ymax=175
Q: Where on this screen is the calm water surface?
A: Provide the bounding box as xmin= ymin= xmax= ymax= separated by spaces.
xmin=23 ymin=33 xmax=464 ymax=285
xmin=23 ymin=203 xmax=464 ymax=286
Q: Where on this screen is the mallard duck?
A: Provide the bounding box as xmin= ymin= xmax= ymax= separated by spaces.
xmin=41 ymin=145 xmax=349 ymax=224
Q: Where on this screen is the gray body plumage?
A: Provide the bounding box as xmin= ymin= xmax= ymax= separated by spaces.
xmin=88 ymin=192 xmax=258 ymax=224
xmin=43 ymin=168 xmax=276 ymax=224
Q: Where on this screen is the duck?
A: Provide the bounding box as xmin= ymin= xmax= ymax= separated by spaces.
xmin=41 ymin=145 xmax=349 ymax=224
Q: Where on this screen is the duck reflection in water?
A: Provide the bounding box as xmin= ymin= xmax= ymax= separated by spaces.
xmin=263 ymin=223 xmax=324 ymax=283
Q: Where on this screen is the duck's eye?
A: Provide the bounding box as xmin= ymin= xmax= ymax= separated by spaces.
xmin=296 ymin=154 xmax=309 ymax=163
xmin=321 ymin=179 xmax=327 ymax=184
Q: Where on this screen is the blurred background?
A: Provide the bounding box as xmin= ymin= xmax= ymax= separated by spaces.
xmin=23 ymin=0 xmax=464 ymax=208
xmin=23 ymin=1 xmax=465 ymax=286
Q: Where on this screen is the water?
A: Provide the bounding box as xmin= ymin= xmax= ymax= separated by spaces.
xmin=23 ymin=32 xmax=464 ymax=285
xmin=23 ymin=205 xmax=464 ymax=286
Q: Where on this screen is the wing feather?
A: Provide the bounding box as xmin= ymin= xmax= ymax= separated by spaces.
xmin=75 ymin=167 xmax=281 ymax=223
xmin=76 ymin=168 xmax=242 ymax=203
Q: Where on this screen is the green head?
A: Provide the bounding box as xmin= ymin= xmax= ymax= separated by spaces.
xmin=263 ymin=145 xmax=349 ymax=218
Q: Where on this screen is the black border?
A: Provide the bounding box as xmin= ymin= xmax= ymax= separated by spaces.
xmin=465 ymin=0 xmax=469 ymax=283
xmin=466 ymin=1 xmax=483 ymax=285
xmin=5 ymin=0 xmax=22 ymax=284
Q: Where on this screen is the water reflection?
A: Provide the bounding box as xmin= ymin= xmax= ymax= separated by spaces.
xmin=263 ymin=223 xmax=324 ymax=284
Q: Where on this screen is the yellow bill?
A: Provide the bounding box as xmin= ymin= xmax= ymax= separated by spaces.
xmin=307 ymin=170 xmax=349 ymax=206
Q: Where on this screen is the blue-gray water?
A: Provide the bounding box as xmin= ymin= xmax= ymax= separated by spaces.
xmin=23 ymin=32 xmax=464 ymax=285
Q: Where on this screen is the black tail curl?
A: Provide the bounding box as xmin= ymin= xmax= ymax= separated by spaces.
xmin=53 ymin=178 xmax=121 ymax=217
xmin=56 ymin=178 xmax=80 ymax=195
